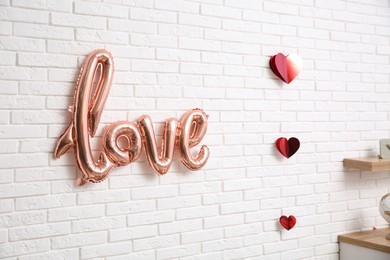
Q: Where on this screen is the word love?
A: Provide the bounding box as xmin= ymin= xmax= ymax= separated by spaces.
xmin=54 ymin=50 xmax=209 ymax=186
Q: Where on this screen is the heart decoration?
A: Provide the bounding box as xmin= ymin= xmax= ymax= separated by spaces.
xmin=269 ymin=53 xmax=302 ymax=84
xmin=275 ymin=137 xmax=300 ymax=158
xmin=279 ymin=215 xmax=297 ymax=231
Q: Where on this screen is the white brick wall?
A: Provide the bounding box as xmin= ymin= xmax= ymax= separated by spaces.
xmin=1 ymin=0 xmax=390 ymax=259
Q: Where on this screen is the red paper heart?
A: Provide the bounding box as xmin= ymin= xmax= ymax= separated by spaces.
xmin=269 ymin=53 xmax=302 ymax=84
xmin=279 ymin=215 xmax=296 ymax=231
xmin=275 ymin=137 xmax=300 ymax=158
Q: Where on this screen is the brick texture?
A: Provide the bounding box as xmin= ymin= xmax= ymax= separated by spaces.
xmin=1 ymin=0 xmax=390 ymax=259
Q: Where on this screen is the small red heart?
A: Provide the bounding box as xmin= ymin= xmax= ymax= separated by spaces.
xmin=279 ymin=215 xmax=296 ymax=231
xmin=269 ymin=53 xmax=302 ymax=84
xmin=275 ymin=137 xmax=300 ymax=158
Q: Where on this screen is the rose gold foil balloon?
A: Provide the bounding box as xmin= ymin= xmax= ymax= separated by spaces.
xmin=54 ymin=49 xmax=210 ymax=185
xmin=137 ymin=115 xmax=178 ymax=175
xmin=178 ymin=109 xmax=210 ymax=170
xmin=54 ymin=49 xmax=115 ymax=185
xmin=103 ymin=121 xmax=142 ymax=166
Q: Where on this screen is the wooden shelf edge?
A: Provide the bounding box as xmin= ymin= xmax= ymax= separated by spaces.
xmin=343 ymin=157 xmax=390 ymax=172
xmin=338 ymin=228 xmax=390 ymax=254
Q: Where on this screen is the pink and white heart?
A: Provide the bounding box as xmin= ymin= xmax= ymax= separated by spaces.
xmin=270 ymin=53 xmax=303 ymax=84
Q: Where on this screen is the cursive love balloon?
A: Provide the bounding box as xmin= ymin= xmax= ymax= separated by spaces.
xmin=270 ymin=53 xmax=302 ymax=84
xmin=54 ymin=49 xmax=209 ymax=185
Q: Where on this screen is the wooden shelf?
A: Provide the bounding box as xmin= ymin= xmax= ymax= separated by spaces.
xmin=338 ymin=227 xmax=390 ymax=254
xmin=343 ymin=157 xmax=390 ymax=171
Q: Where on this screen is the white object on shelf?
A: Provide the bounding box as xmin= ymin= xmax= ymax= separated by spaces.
xmin=340 ymin=242 xmax=390 ymax=260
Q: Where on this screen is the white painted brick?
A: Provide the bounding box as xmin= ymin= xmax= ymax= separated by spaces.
xmin=181 ymin=252 xmax=223 ymax=260
xmin=0 ymin=169 xmax=12 ymax=183
xmin=331 ymin=31 xmax=360 ymax=42
xmin=131 ymin=34 xmax=177 ymax=48
xmin=280 ymin=15 xmax=314 ymax=28
xmin=109 ymin=225 xmax=157 ymax=241
xmin=16 ymin=194 xmax=75 ymax=210
xmin=1 ymin=36 xmax=44 ymax=52
xmin=0 ymin=96 xmax=44 ymax=109
xmin=298 ymin=194 xmax=329 ymax=206
xmin=0 ymin=1 xmax=390 ymax=259
xmin=155 ymin=0 xmax=198 ymax=13
xmin=18 ymin=53 xmax=76 ymax=68
xmin=75 ymin=1 xmax=127 ymax=18
xmin=12 ymin=111 xmax=66 ymax=124
xmin=225 ymin=0 xmax=262 ymax=10
xmin=158 ymin=195 xmax=201 ymax=210
xmin=159 ymin=219 xmax=202 ymax=235
xmin=77 ymin=189 xmax=130 ymax=205
xmin=15 ymin=166 xmax=75 ymax=182
xmin=107 ymin=250 xmax=155 ymax=260
xmin=159 ymin=24 xmax=203 ymax=38
xmin=109 ymin=175 xmax=158 ymax=189
xmin=127 ymin=211 xmax=175 ymax=226
xmin=157 ymin=48 xmax=200 ymax=62
xmin=180 ymin=38 xmax=220 ymax=51
xmin=0 ymin=228 xmax=5 ymax=243
xmin=179 ymin=13 xmax=221 ymax=28
xmin=0 ymin=81 xmax=17 ymax=95
xmin=201 ymin=4 xmax=241 ymax=19
xmin=105 ymin=200 xmax=154 ymax=216
xmin=131 ymin=7 xmax=177 ymax=23
xmin=9 ymin=222 xmax=70 ymax=241
xmin=264 ymin=240 xmax=298 ymax=254
xmin=18 ymin=249 xmax=78 ymax=260
xmin=76 ymin=29 xmax=128 ymax=44
xmin=180 ymin=182 xmax=221 ymax=195
xmin=50 ymin=231 xmax=107 ymax=249
xmin=263 ymin=23 xmax=297 ymax=36
xmin=132 ymin=60 xmax=178 ymax=73
xmin=0 ymin=51 xmax=15 ymax=65
xmin=243 ymin=9 xmax=280 ymax=23
xmin=81 ymin=241 xmax=132 ymax=259
xmin=223 ymin=244 xmax=263 ymax=259
xmin=315 ymin=0 xmax=346 ymax=10
xmin=12 ymin=0 xmax=72 ymax=12
xmin=0 ymin=211 xmax=45 ymax=228
xmin=202 ymin=237 xmax=244 ymax=253
xmin=176 ymin=205 xmax=219 ymax=219
xmin=48 ymin=205 xmax=105 ymax=222
xmin=156 ymin=243 xmax=201 ymax=260
xmin=204 ymin=214 xmax=243 ymax=228
xmin=202 ymin=191 xmax=242 ymax=205
xmin=225 ymin=223 xmax=261 ymax=238
xmin=202 ymin=52 xmax=242 ymax=65
xmin=0 ymin=20 xmax=10 ymax=35
xmin=281 ymin=248 xmax=313 ymax=260
xmin=181 ymin=228 xmax=223 ymax=244
xmin=0 ymin=7 xmax=48 ymax=23
xmin=52 ymin=12 xmax=106 ymax=29
xmin=0 ymin=67 xmax=46 ymax=81
xmin=20 ymin=139 xmax=57 ymax=153
xmin=14 ymin=23 xmax=73 ymax=40
xmin=132 ymin=185 xmax=178 ymax=199
xmin=73 ymin=216 xmax=126 ymax=233
xmin=109 ymin=19 xmax=155 ymax=34
xmin=133 ymin=234 xmax=180 ymax=251
xmin=0 ymin=238 xmax=49 ymax=258
xmin=0 ymin=182 xmax=49 ymax=197
xmin=47 ymin=40 xmax=104 ymax=55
